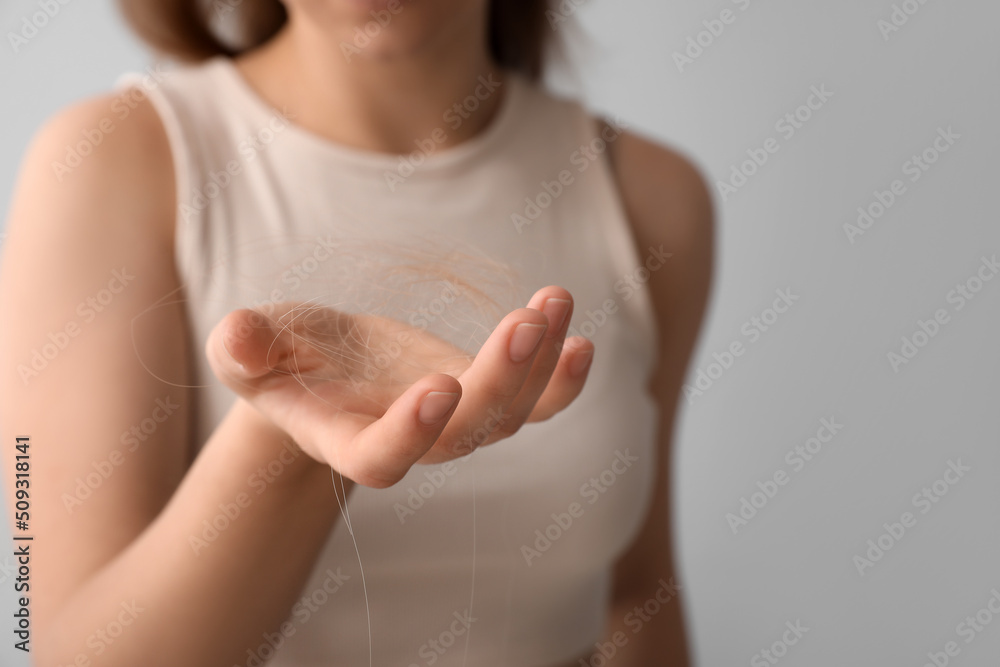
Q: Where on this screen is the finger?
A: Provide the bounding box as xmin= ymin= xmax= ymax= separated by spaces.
xmin=526 ymin=336 xmax=594 ymax=422
xmin=205 ymin=308 xmax=288 ymax=394
xmin=430 ymin=307 xmax=549 ymax=459
xmin=500 ymin=286 xmax=574 ymax=428
xmin=206 ymin=305 xmax=355 ymax=394
xmin=335 ymin=374 xmax=462 ymax=488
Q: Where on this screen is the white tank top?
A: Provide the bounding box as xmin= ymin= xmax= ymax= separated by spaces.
xmin=128 ymin=57 xmax=660 ymax=667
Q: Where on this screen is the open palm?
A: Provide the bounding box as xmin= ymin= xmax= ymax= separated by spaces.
xmin=205 ymin=286 xmax=595 ymax=487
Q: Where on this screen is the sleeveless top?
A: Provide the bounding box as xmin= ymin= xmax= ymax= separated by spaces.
xmin=126 ymin=57 xmax=661 ymax=667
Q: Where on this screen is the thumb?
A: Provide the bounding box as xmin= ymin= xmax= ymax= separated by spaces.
xmin=206 ymin=308 xmax=291 ymax=393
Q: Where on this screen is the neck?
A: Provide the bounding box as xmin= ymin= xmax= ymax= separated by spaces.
xmin=235 ymin=14 xmax=508 ymax=155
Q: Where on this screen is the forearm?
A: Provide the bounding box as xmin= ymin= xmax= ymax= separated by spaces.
xmin=600 ymin=446 xmax=691 ymax=667
xmin=599 ymin=572 xmax=690 ymax=666
xmin=40 ymin=399 xmax=350 ymax=667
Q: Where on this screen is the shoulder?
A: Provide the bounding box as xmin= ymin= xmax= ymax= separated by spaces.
xmin=604 ymin=124 xmax=715 ymax=386
xmin=606 ymin=125 xmax=714 ymax=268
xmin=15 ymin=88 xmax=175 ymax=244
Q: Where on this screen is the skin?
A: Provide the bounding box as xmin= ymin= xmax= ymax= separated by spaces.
xmin=0 ymin=0 xmax=713 ymax=665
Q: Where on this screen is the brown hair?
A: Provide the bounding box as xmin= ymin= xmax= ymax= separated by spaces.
xmin=117 ymin=0 xmax=553 ymax=79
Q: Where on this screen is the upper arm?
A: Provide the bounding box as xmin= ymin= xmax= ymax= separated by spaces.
xmin=610 ymin=128 xmax=714 ymax=398
xmin=605 ymin=127 xmax=715 ymax=592
xmin=0 ymin=92 xmax=192 ymax=625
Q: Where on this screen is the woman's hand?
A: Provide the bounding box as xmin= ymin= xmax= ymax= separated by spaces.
xmin=205 ymin=286 xmax=595 ymax=487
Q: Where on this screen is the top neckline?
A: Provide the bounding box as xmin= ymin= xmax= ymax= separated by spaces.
xmin=210 ymin=56 xmax=524 ymax=174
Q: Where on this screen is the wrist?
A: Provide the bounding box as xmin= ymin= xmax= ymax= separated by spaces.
xmin=225 ymin=398 xmax=330 ymax=486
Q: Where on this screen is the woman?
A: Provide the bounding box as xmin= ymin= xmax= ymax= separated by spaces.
xmin=0 ymin=0 xmax=712 ymax=665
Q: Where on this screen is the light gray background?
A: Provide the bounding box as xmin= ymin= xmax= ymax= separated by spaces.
xmin=2 ymin=1 xmax=998 ymax=666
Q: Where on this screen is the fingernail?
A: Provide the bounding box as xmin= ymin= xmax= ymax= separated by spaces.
xmin=509 ymin=323 xmax=547 ymax=363
xmin=418 ymin=391 xmax=460 ymax=425
xmin=222 ymin=333 xmax=247 ymax=372
xmin=568 ymin=349 xmax=594 ymax=377
xmin=541 ymin=298 xmax=571 ymax=337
